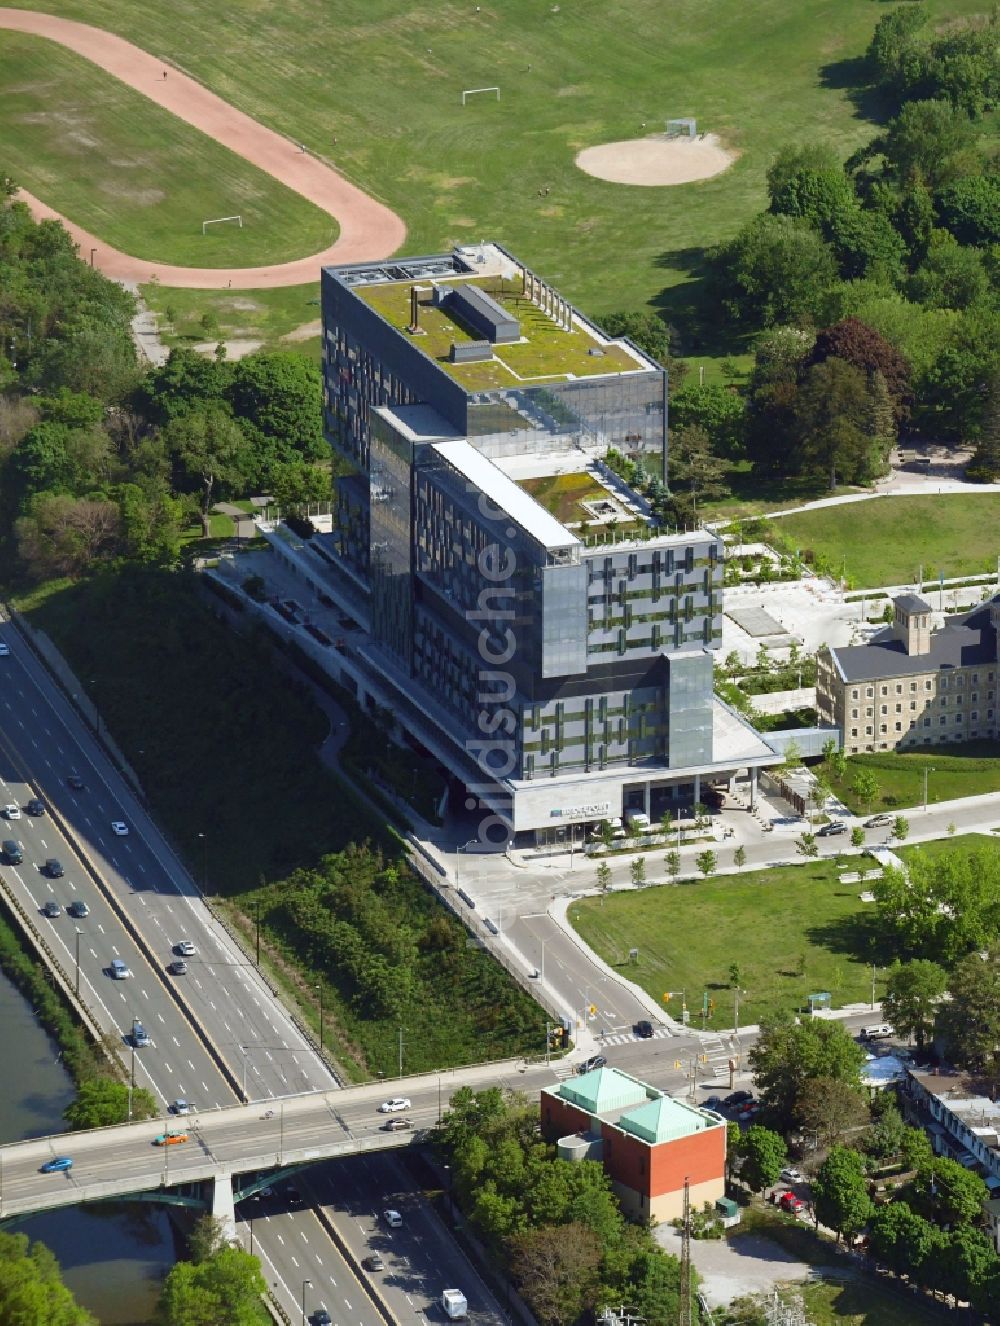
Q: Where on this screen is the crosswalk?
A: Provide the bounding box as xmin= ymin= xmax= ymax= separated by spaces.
xmin=597 ymin=1026 xmax=675 ymax=1048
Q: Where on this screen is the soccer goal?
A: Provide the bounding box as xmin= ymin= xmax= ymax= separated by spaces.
xmin=202 ymin=215 xmax=243 ymax=234
xmin=461 ymin=86 xmax=500 ymax=105
xmin=665 ymin=118 xmax=696 ymax=139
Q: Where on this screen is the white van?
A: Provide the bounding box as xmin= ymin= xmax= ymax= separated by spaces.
xmin=442 ymin=1290 xmax=468 ymax=1320
xmin=860 ymin=1023 xmax=892 ymax=1040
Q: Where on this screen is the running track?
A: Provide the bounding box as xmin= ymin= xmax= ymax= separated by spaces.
xmin=0 ymin=7 xmax=406 ymax=287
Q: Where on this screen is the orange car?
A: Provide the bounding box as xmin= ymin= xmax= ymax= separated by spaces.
xmin=153 ymin=1132 xmax=189 ymax=1147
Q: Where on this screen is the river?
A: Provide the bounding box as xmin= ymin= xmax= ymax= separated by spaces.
xmin=0 ymin=969 xmax=177 ymax=1323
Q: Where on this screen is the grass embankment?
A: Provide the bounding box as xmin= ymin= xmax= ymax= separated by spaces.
xmin=16 ymin=569 xmax=543 ymax=1078
xmin=831 ymin=745 xmax=1000 ymax=815
xmin=767 ymin=495 xmax=1000 ymax=589
xmin=15 ymin=0 xmax=986 ymax=333
xmin=0 ymin=34 xmax=335 ymax=267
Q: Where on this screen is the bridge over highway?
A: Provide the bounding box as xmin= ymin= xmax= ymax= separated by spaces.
xmin=0 ymin=1060 xmax=539 ymax=1220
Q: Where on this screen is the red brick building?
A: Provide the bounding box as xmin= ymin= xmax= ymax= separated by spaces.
xmin=540 ymin=1066 xmax=726 ymax=1222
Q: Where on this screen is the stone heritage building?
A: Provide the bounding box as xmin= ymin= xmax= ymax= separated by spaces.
xmin=816 ymin=593 xmax=1000 ymax=754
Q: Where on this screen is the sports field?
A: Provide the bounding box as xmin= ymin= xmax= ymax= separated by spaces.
xmin=5 ymin=0 xmax=985 ymax=315
xmin=0 ymin=33 xmax=335 ymax=266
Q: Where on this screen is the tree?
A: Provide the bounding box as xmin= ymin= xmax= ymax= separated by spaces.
xmin=912 ymin=1156 xmax=989 ymax=1228
xmin=595 ymin=861 xmax=612 ymax=893
xmin=737 ymin=1125 xmax=787 ymax=1192
xmin=892 ymin=814 xmax=909 ymax=842
xmin=669 ymin=383 xmax=746 ymax=457
xmin=795 ymin=832 xmax=818 ymax=858
xmin=968 ymin=371 xmax=1000 ymax=482
xmin=664 ymin=425 xmax=730 ymax=519
xmin=733 ymin=844 xmax=747 ymax=870
xmin=935 ymin=176 xmax=1000 ymax=248
xmin=812 ymin=1146 xmax=871 ymax=1241
xmin=664 ymin=850 xmax=681 ymax=881
xmin=901 ymin=1123 xmax=935 ymax=1173
xmin=696 ymin=849 xmax=717 ymax=878
xmin=869 ymin=1200 xmax=937 ymax=1278
xmin=809 ymin=776 xmax=831 ymax=821
xmin=852 ymin=768 xmax=880 ymax=812
xmin=156 ymin=1244 xmax=269 ymax=1326
xmin=876 ymin=99 xmax=979 ymax=191
xmin=749 ymin=1016 xmax=866 ymax=1130
xmin=809 ymin=318 xmax=911 ymax=422
xmin=508 ymin=1223 xmax=602 ymax=1326
xmin=630 ymin=857 xmax=646 ymax=888
xmin=937 ymin=950 xmax=1000 ymax=1075
xmin=796 ymin=358 xmax=877 ymax=490
xmin=909 ymin=241 xmax=989 ymax=311
xmin=228 ymin=352 xmax=325 ymax=463
xmin=850 ymin=826 xmax=865 ymax=849
xmin=796 ymin=1075 xmax=869 ymax=1148
xmin=943 ymin=1226 xmax=1000 ymax=1308
xmin=165 ymin=405 xmax=249 ymax=530
xmin=883 ymin=959 xmax=947 ymax=1050
xmin=864 ymin=1098 xmax=908 ymax=1162
xmin=7 ymin=420 xmax=73 ymax=508
xmin=15 ymin=493 xmax=121 ymax=581
xmin=269 ymin=459 xmax=329 ymax=511
xmin=711 ymin=213 xmax=838 ymax=327
xmin=64 ymin=1077 xmax=157 ymax=1129
xmin=599 ymin=310 xmax=678 ymax=368
xmin=0 ymin=1230 xmax=95 ymax=1323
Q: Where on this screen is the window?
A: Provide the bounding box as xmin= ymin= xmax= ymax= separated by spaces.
xmin=851 ymin=689 xmax=859 ymax=700
xmin=941 ymin=677 xmax=949 ymax=690
xmin=851 ymin=709 xmax=858 ymax=719
xmin=910 ymin=702 xmax=916 ymax=711
xmin=910 ymin=682 xmax=917 ymax=693
xmin=866 ymin=687 xmax=874 ymax=698
xmin=881 ymin=705 xmax=888 ymax=715
xmin=895 ymin=704 xmax=902 ymax=714
xmin=880 ymin=724 xmax=887 ymax=734
xmin=865 ymin=726 xmax=873 ymax=735
xmin=850 ymin=728 xmax=858 ymax=738
xmin=895 ymin=722 xmax=902 ymax=732
xmin=880 ymin=686 xmax=888 ymax=696
xmin=940 ymin=716 xmax=947 ymax=725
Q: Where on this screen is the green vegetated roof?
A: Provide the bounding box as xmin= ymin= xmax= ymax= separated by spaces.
xmin=558 ymin=1066 xmax=648 ymax=1114
xmin=619 ymin=1095 xmax=714 ymax=1144
xmin=358 ymin=276 xmax=640 ymax=390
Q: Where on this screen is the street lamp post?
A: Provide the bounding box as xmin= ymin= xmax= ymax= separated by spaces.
xmin=241 ymin=1044 xmax=249 ymax=1099
xmin=315 ymin=982 xmax=325 ymax=1051
xmin=75 ymin=929 xmax=82 ymax=997
xmin=871 ymin=963 xmax=878 ymax=1012
xmin=923 ymin=766 xmax=935 ymax=813
xmin=301 ymin=1278 xmax=312 ymax=1326
xmin=539 ymin=940 xmax=546 ymax=983
xmin=197 ymin=832 xmax=208 ymax=894
xmin=255 ymin=898 xmax=261 ymax=966
xmin=128 ymin=1041 xmax=135 ymax=1122
xmin=89 ymin=680 xmax=101 ymax=737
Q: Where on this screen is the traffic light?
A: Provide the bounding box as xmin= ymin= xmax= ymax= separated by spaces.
xmin=663 ymin=991 xmax=672 ymax=1002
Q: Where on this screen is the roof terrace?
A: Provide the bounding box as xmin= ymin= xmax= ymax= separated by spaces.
xmin=357 ymin=273 xmax=648 ymax=391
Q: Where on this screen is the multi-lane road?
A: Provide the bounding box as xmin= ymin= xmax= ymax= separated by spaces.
xmin=0 ymin=620 xmax=507 ymax=1326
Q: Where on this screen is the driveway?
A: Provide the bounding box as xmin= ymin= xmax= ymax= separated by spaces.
xmin=656 ymin=1223 xmax=812 ymax=1307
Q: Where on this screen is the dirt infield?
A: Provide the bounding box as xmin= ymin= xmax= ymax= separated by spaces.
xmin=575 ymin=133 xmax=735 ymax=186
xmin=0 ymin=7 xmax=406 ymax=288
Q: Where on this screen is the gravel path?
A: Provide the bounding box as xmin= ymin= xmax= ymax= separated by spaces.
xmin=0 ymin=6 xmax=406 ymax=287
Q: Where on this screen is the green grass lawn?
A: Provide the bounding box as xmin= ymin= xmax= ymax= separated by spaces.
xmin=569 ymin=857 xmax=886 ymax=1030
xmin=831 ymin=744 xmax=1000 ymax=815
xmin=141 ymin=283 xmax=322 ymax=359
xmin=767 ymin=495 xmax=1000 ymax=589
xmin=800 ymin=1279 xmax=945 ymax=1326
xmin=0 ymin=35 xmax=335 ymax=266
xmin=11 ymin=0 xmax=986 ymax=330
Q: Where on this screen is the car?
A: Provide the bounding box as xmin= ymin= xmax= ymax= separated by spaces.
xmin=110 ymin=958 xmax=131 ymax=979
xmin=40 ymin=1156 xmax=73 ymax=1173
xmin=110 ymin=822 xmax=129 ymax=837
xmin=2 ymin=839 xmax=24 ymax=864
xmin=170 ymin=1100 xmax=194 ymax=1115
xmin=702 ymin=1097 xmax=725 ymax=1112
xmin=175 ymin=940 xmax=196 ymax=957
xmin=3 ymin=804 xmax=20 ymax=820
xmin=724 ymin=1090 xmax=753 ymax=1107
xmin=864 ymin=814 xmax=893 ymax=828
xmin=383 ymin=1209 xmax=403 ymax=1228
xmin=168 ymin=959 xmax=188 ymax=976
xmin=382 ymin=1117 xmax=412 ymax=1132
xmin=634 ymin=1020 xmax=654 ymax=1039
xmin=860 ymin=1023 xmax=893 ymax=1040
xmin=66 ymin=774 xmax=85 ymax=791
xmin=779 ymin=1191 xmax=805 ymax=1214
xmin=25 ymin=799 xmax=45 ymax=817
xmin=44 ymin=858 xmax=64 ymax=879
xmin=131 ymin=1020 xmax=152 ymax=1048
xmin=42 ymin=900 xmax=62 ymax=919
xmin=362 ymin=1253 xmax=385 ymax=1272
xmin=780 ymin=1167 xmax=804 ymax=1184
xmin=738 ymin=1101 xmax=760 ymax=1121
xmin=153 ymin=1132 xmax=189 ymax=1147
xmin=312 ymin=1312 xmax=332 ymax=1326
xmin=378 ymin=1097 xmax=411 ymax=1113
xmin=0 ymin=642 xmax=9 ymax=657
xmin=284 ymin=1185 xmax=303 ymax=1204
xmin=817 ymin=820 xmax=847 ymax=837
xmin=579 ymin=1054 xmax=608 ymax=1074
xmin=67 ymin=900 xmax=90 ymax=919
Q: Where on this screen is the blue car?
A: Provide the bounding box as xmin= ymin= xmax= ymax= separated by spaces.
xmin=40 ymin=1156 xmax=73 ymax=1173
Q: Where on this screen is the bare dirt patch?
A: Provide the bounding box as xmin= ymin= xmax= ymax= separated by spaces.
xmin=280 ymin=319 xmax=321 ymax=342
xmin=194 ymin=338 xmax=263 ymax=359
xmin=576 ymin=133 xmax=736 ymax=186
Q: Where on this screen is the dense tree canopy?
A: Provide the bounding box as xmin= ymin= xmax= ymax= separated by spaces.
xmin=748 ymin=1016 xmax=866 ymax=1130
xmin=0 ymin=1230 xmax=94 ymax=1325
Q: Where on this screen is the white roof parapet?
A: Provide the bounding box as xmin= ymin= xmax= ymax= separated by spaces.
xmin=432 ymin=439 xmax=581 ymax=553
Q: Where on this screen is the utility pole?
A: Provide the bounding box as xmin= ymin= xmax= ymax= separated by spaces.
xmin=545 ymin=1020 xmax=551 ymax=1068
xmin=398 ymin=1027 xmax=405 ymax=1079
xmin=315 ymin=982 xmax=325 ymax=1051
xmin=923 ymin=766 xmax=935 ymax=813
xmin=734 ymin=986 xmax=740 ymax=1037
xmin=871 ymin=963 xmax=877 ymax=1012
xmin=678 ymin=1176 xmax=692 ymax=1326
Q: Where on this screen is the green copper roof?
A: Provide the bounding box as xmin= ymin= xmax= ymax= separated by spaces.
xmin=557 ymin=1067 xmax=648 ymax=1114
xmin=619 ymin=1095 xmax=712 ymax=1144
